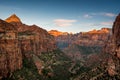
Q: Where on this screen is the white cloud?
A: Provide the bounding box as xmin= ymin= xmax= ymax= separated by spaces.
xmin=102 ymin=13 xmax=116 ymax=17
xmin=85 ymin=12 xmax=116 ymax=18
xmin=100 ymin=21 xmax=113 ymax=26
xmin=83 ymin=14 xmax=92 ymax=18
xmin=54 ymin=19 xmax=77 ymax=27
xmin=91 ymin=21 xmax=113 ymax=27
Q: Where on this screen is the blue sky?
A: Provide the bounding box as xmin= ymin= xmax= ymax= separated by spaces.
xmin=0 ymin=0 xmax=120 ymax=33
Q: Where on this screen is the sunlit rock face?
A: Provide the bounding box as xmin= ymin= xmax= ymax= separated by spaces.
xmin=49 ymin=28 xmax=111 ymax=61
xmin=2 ymin=14 xmax=56 ymax=76
xmin=0 ymin=14 xmax=57 ymax=79
xmin=48 ymin=30 xmax=69 ymax=37
xmin=0 ymin=19 xmax=22 ymax=78
xmin=72 ymin=14 xmax=120 ymax=80
xmin=78 ymin=28 xmax=111 ymax=46
xmin=5 ymin=14 xmax=22 ymax=23
xmin=50 ymin=28 xmax=111 ymax=48
xmin=5 ymin=14 xmax=56 ymax=56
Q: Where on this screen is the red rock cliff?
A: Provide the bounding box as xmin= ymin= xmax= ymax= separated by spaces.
xmin=112 ymin=14 xmax=120 ymax=58
xmin=0 ymin=19 xmax=22 ymax=78
xmin=106 ymin=14 xmax=120 ymax=76
xmin=0 ymin=14 xmax=57 ymax=78
xmin=5 ymin=14 xmax=56 ymax=56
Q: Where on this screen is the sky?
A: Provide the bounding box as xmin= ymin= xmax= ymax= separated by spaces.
xmin=0 ymin=0 xmax=120 ymax=33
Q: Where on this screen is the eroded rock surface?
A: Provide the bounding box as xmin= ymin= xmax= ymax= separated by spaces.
xmin=0 ymin=14 xmax=56 ymax=78
xmin=0 ymin=19 xmax=22 ymax=78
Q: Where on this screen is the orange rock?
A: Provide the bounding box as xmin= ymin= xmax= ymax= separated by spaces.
xmin=48 ymin=30 xmax=69 ymax=37
xmin=5 ymin=14 xmax=21 ymax=23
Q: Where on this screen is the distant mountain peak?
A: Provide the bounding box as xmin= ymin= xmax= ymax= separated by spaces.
xmin=87 ymin=28 xmax=111 ymax=34
xmin=5 ymin=14 xmax=22 ymax=23
xmin=48 ymin=30 xmax=69 ymax=36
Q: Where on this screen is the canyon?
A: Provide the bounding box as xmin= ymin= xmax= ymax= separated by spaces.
xmin=73 ymin=14 xmax=120 ymax=80
xmin=49 ymin=28 xmax=111 ymax=61
xmin=0 ymin=14 xmax=120 ymax=80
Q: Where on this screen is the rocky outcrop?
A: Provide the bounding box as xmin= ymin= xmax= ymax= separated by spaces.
xmin=107 ymin=14 xmax=120 ymax=76
xmin=51 ymin=28 xmax=111 ymax=49
xmin=0 ymin=14 xmax=56 ymax=78
xmin=5 ymin=14 xmax=22 ymax=23
xmin=112 ymin=13 xmax=120 ymax=58
xmin=50 ymin=28 xmax=111 ymax=61
xmin=87 ymin=28 xmax=110 ymax=34
xmin=77 ymin=28 xmax=111 ymax=46
xmin=0 ymin=19 xmax=22 ymax=78
xmin=73 ymin=14 xmax=120 ymax=80
xmin=6 ymin=14 xmax=56 ymax=75
xmin=48 ymin=30 xmax=69 ymax=37
xmin=5 ymin=14 xmax=56 ymax=56
xmin=18 ymin=25 xmax=56 ymax=57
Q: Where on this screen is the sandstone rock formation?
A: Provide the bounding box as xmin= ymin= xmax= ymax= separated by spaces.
xmin=50 ymin=28 xmax=111 ymax=48
xmin=5 ymin=14 xmax=22 ymax=23
xmin=73 ymin=14 xmax=120 ymax=80
xmin=0 ymin=19 xmax=22 ymax=78
xmin=0 ymin=14 xmax=56 ymax=79
xmin=48 ymin=30 xmax=69 ymax=37
xmin=49 ymin=28 xmax=111 ymax=61
xmin=5 ymin=14 xmax=56 ymax=56
xmin=112 ymin=13 xmax=120 ymax=58
xmin=107 ymin=13 xmax=120 ymax=76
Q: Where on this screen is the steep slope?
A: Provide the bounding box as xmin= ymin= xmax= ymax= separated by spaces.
xmin=6 ymin=49 xmax=72 ymax=80
xmin=5 ymin=14 xmax=21 ymax=23
xmin=112 ymin=13 xmax=120 ymax=58
xmin=0 ymin=19 xmax=22 ymax=79
xmin=5 ymin=14 xmax=56 ymax=56
xmin=0 ymin=14 xmax=57 ymax=79
xmin=73 ymin=14 xmax=120 ymax=80
xmin=107 ymin=13 xmax=120 ymax=76
xmin=0 ymin=14 xmax=76 ymax=80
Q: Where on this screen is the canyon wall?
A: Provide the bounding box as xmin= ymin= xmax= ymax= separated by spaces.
xmin=0 ymin=14 xmax=56 ymax=79
xmin=107 ymin=14 xmax=120 ymax=76
xmin=112 ymin=14 xmax=120 ymax=58
xmin=49 ymin=28 xmax=111 ymax=61
xmin=0 ymin=19 xmax=22 ymax=78
xmin=5 ymin=14 xmax=56 ymax=56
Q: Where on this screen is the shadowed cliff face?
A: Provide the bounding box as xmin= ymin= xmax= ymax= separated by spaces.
xmin=73 ymin=14 xmax=120 ymax=80
xmin=5 ymin=14 xmax=56 ymax=56
xmin=7 ymin=14 xmax=56 ymax=76
xmin=0 ymin=14 xmax=56 ymax=79
xmin=0 ymin=13 xmax=119 ymax=80
xmin=17 ymin=24 xmax=56 ymax=57
xmin=107 ymin=14 xmax=120 ymax=76
xmin=0 ymin=19 xmax=22 ymax=78
xmin=112 ymin=14 xmax=120 ymax=58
